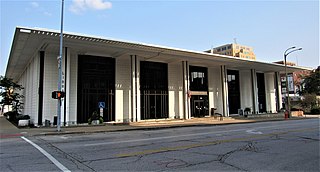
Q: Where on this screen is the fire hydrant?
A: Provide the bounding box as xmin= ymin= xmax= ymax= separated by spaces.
xmin=284 ymin=111 xmax=289 ymax=119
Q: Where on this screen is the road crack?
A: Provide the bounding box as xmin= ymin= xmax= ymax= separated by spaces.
xmin=298 ymin=136 xmax=320 ymax=142
xmin=216 ymin=141 xmax=259 ymax=171
xmin=154 ymin=158 xmax=190 ymax=169
xmin=36 ymin=137 xmax=96 ymax=171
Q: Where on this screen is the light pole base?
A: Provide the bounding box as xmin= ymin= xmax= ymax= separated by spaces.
xmin=284 ymin=111 xmax=289 ymax=119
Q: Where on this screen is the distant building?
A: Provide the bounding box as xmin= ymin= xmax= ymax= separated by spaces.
xmin=273 ymin=60 xmax=296 ymax=66
xmin=273 ymin=60 xmax=311 ymax=95
xmin=206 ymin=43 xmax=256 ymax=60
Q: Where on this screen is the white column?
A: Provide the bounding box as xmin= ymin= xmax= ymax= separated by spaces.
xmin=221 ymin=65 xmax=228 ymax=117
xmin=182 ymin=61 xmax=190 ymax=119
xmin=60 ymin=48 xmax=66 ymax=126
xmin=136 ymin=55 xmax=141 ymax=121
xmin=131 ymin=55 xmax=136 ymax=122
xmin=251 ymin=69 xmax=258 ymax=114
xmin=65 ymin=47 xmax=70 ymax=125
xmin=275 ymin=72 xmax=283 ymax=111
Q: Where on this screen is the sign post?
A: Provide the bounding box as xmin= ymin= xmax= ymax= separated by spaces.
xmin=98 ymin=102 xmax=105 ymax=117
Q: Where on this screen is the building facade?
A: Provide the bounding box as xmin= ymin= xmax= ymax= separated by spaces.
xmin=5 ymin=27 xmax=308 ymax=126
xmin=208 ymin=43 xmax=256 ymax=60
xmin=273 ymin=60 xmax=311 ymax=95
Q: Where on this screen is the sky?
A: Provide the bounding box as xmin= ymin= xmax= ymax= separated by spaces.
xmin=0 ymin=0 xmax=319 ymax=76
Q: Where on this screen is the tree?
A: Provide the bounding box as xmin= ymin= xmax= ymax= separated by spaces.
xmin=301 ymin=68 xmax=320 ymax=95
xmin=300 ymin=93 xmax=317 ymax=112
xmin=0 ymin=76 xmax=24 ymax=115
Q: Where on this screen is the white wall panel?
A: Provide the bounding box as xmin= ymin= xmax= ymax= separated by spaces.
xmin=208 ymin=67 xmax=223 ymax=115
xmin=168 ymin=63 xmax=183 ymax=119
xmin=239 ymin=70 xmax=253 ymax=110
xmin=68 ymin=51 xmax=77 ymax=124
xmin=17 ymin=54 xmax=39 ymax=125
xmin=265 ymin=73 xmax=277 ymax=113
xmin=115 ymin=56 xmax=131 ymax=123
xmin=43 ymin=52 xmax=58 ymax=123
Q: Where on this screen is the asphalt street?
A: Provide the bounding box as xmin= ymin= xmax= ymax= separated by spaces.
xmin=1 ymin=119 xmax=319 ymax=171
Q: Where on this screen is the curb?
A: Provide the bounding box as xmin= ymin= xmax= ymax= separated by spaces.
xmin=27 ymin=117 xmax=313 ymax=137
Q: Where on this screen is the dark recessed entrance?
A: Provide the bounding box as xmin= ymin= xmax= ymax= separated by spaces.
xmin=257 ymin=73 xmax=266 ymax=113
xmin=140 ymin=61 xmax=168 ymax=120
xmin=77 ymin=55 xmax=115 ymax=123
xmin=227 ymin=70 xmax=240 ymax=114
xmin=189 ymin=66 xmax=209 ymax=117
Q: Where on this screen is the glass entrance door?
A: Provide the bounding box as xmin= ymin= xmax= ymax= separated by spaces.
xmin=191 ymin=95 xmax=209 ymax=117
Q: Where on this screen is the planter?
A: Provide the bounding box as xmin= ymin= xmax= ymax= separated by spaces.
xmin=291 ymin=111 xmax=304 ymax=117
xmin=18 ymin=119 xmax=29 ymax=127
xmin=91 ymin=120 xmax=100 ymax=125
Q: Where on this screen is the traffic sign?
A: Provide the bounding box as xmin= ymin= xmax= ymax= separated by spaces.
xmin=98 ymin=102 xmax=105 ymax=109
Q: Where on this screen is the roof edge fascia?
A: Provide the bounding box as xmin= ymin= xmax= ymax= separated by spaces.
xmin=12 ymin=26 xmax=313 ymax=72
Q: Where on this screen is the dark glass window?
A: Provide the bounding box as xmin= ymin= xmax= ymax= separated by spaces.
xmin=140 ymin=61 xmax=168 ymax=91
xmin=189 ymin=66 xmax=208 ymax=91
xmin=227 ymin=70 xmax=240 ymax=114
xmin=77 ymin=55 xmax=115 ymax=123
xmin=140 ymin=61 xmax=168 ymax=120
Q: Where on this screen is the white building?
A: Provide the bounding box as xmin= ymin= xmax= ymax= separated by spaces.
xmin=5 ymin=27 xmax=309 ymax=126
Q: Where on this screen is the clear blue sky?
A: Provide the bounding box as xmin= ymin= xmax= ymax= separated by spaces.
xmin=1 ymin=0 xmax=319 ymax=76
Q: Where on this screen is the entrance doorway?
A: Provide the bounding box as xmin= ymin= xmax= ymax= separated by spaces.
xmin=257 ymin=73 xmax=266 ymax=113
xmin=191 ymin=95 xmax=209 ymax=117
xmin=189 ymin=66 xmax=209 ymax=117
xmin=77 ymin=55 xmax=115 ymax=123
xmin=227 ymin=70 xmax=240 ymax=114
xmin=140 ymin=61 xmax=168 ymax=120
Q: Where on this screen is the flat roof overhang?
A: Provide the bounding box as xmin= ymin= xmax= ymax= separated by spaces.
xmin=5 ymin=26 xmax=312 ymax=81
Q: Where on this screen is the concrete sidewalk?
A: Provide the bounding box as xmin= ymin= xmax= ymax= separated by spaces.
xmin=1 ymin=114 xmax=319 ymax=138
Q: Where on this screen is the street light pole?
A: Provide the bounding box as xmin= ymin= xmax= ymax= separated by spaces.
xmin=284 ymin=47 xmax=302 ymax=118
xmin=57 ymin=0 xmax=64 ymax=132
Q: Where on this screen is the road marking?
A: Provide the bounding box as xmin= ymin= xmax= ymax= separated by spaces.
xmin=21 ymin=136 xmax=71 ymax=172
xmin=0 ymin=133 xmax=23 ymax=139
xmin=117 ymin=127 xmax=318 ymax=158
xmin=246 ymin=129 xmax=263 ymax=134
xmin=84 ymin=121 xmax=318 ymax=147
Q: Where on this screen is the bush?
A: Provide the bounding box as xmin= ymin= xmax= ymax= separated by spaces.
xmin=310 ymin=108 xmax=320 ymax=114
xmin=3 ymin=111 xmax=30 ymax=126
xmin=4 ymin=111 xmax=19 ymax=122
xmin=16 ymin=115 xmax=30 ymax=120
xmin=88 ymin=111 xmax=104 ymax=124
xmin=301 ymin=94 xmax=317 ymax=112
xmin=291 ymin=108 xmax=303 ymax=111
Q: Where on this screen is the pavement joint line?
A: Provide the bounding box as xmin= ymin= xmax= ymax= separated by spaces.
xmin=21 ymin=136 xmax=71 ymax=172
xmin=116 ymin=127 xmax=318 ymax=158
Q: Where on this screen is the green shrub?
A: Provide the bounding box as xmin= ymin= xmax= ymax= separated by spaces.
xmin=310 ymin=108 xmax=320 ymax=114
xmin=88 ymin=111 xmax=103 ymax=124
xmin=99 ymin=117 xmax=104 ymax=124
xmin=4 ymin=111 xmax=19 ymax=122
